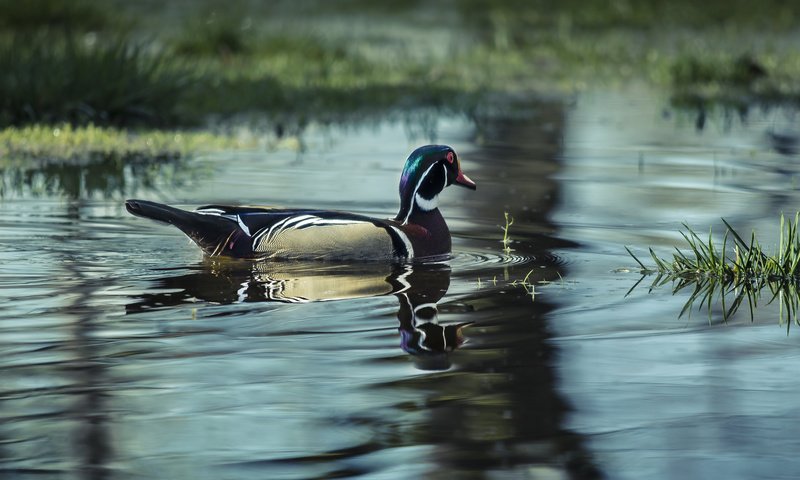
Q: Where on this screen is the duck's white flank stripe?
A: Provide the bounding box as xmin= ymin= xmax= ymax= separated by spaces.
xmin=291 ymin=217 xmax=323 ymax=229
xmin=270 ymin=215 xmax=318 ymax=239
xmin=252 ymin=222 xmax=283 ymax=246
xmin=236 ymin=215 xmax=251 ymax=236
xmin=403 ymin=162 xmax=439 ymax=225
xmin=390 ymin=226 xmax=415 ymax=259
xmin=257 ymin=216 xmax=297 ymax=240
xmin=267 ymin=215 xmax=360 ymax=243
xmin=251 ymin=214 xmax=369 ymax=250
xmin=252 ymin=214 xmax=312 ymax=246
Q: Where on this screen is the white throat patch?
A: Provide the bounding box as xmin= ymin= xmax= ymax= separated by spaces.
xmin=402 ymin=162 xmax=448 ymax=224
xmin=414 ymin=192 xmax=439 ymax=211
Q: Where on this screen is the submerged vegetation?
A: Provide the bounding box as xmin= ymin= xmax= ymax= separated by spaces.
xmin=628 ymin=214 xmax=800 ymax=325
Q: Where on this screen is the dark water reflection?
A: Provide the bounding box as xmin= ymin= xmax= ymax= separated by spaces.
xmin=6 ymin=90 xmax=800 ymax=479
xmin=127 ymin=261 xmax=470 ymax=369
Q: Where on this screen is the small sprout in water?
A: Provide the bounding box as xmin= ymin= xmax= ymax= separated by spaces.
xmin=501 ymin=212 xmax=514 ymax=254
xmin=517 ymin=269 xmax=536 ymax=301
xmin=505 ymin=269 xmax=537 ymax=302
xmin=522 ymin=269 xmax=534 ymax=285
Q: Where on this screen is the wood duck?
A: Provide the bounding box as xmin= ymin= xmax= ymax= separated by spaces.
xmin=125 ymin=145 xmax=476 ymax=261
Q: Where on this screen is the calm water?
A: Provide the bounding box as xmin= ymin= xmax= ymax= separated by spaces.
xmin=3 ymin=90 xmax=800 ymax=479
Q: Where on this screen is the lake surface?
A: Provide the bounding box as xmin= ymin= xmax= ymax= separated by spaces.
xmin=3 ymin=89 xmax=800 ymax=479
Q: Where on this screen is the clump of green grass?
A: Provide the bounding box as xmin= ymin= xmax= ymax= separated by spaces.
xmin=0 ymin=123 xmax=255 ymax=163
xmin=0 ymin=33 xmax=192 ymax=126
xmin=628 ymin=214 xmax=800 ymax=280
xmin=0 ymin=124 xmax=264 ymax=199
xmin=628 ymin=214 xmax=800 ymax=325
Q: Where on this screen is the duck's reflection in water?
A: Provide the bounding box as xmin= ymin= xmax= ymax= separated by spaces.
xmin=127 ymin=260 xmax=469 ymax=368
xmin=393 ymin=269 xmax=471 ymax=370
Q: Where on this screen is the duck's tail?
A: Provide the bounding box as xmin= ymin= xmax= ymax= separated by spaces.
xmin=125 ymin=199 xmax=243 ymax=256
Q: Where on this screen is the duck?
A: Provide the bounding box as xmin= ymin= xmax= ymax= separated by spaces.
xmin=125 ymin=144 xmax=476 ymax=261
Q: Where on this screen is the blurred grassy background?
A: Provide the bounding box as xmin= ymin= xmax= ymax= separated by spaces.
xmin=0 ymin=0 xmax=799 ymax=157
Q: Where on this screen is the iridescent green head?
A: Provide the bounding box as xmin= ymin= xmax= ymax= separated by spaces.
xmin=395 ymin=145 xmax=476 ymax=224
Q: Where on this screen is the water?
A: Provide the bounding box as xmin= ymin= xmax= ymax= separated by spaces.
xmin=2 ymin=90 xmax=800 ymax=479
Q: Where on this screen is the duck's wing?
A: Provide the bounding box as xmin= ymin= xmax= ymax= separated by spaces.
xmin=195 ymin=205 xmax=413 ymax=260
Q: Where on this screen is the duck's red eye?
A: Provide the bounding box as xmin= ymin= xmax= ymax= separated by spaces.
xmin=446 ymin=152 xmax=455 ymax=164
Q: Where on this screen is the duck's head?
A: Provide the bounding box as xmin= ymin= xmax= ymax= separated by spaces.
xmin=395 ymin=145 xmax=476 ymax=224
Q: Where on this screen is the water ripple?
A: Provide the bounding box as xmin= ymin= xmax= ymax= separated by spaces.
xmin=450 ymin=248 xmax=565 ymax=272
